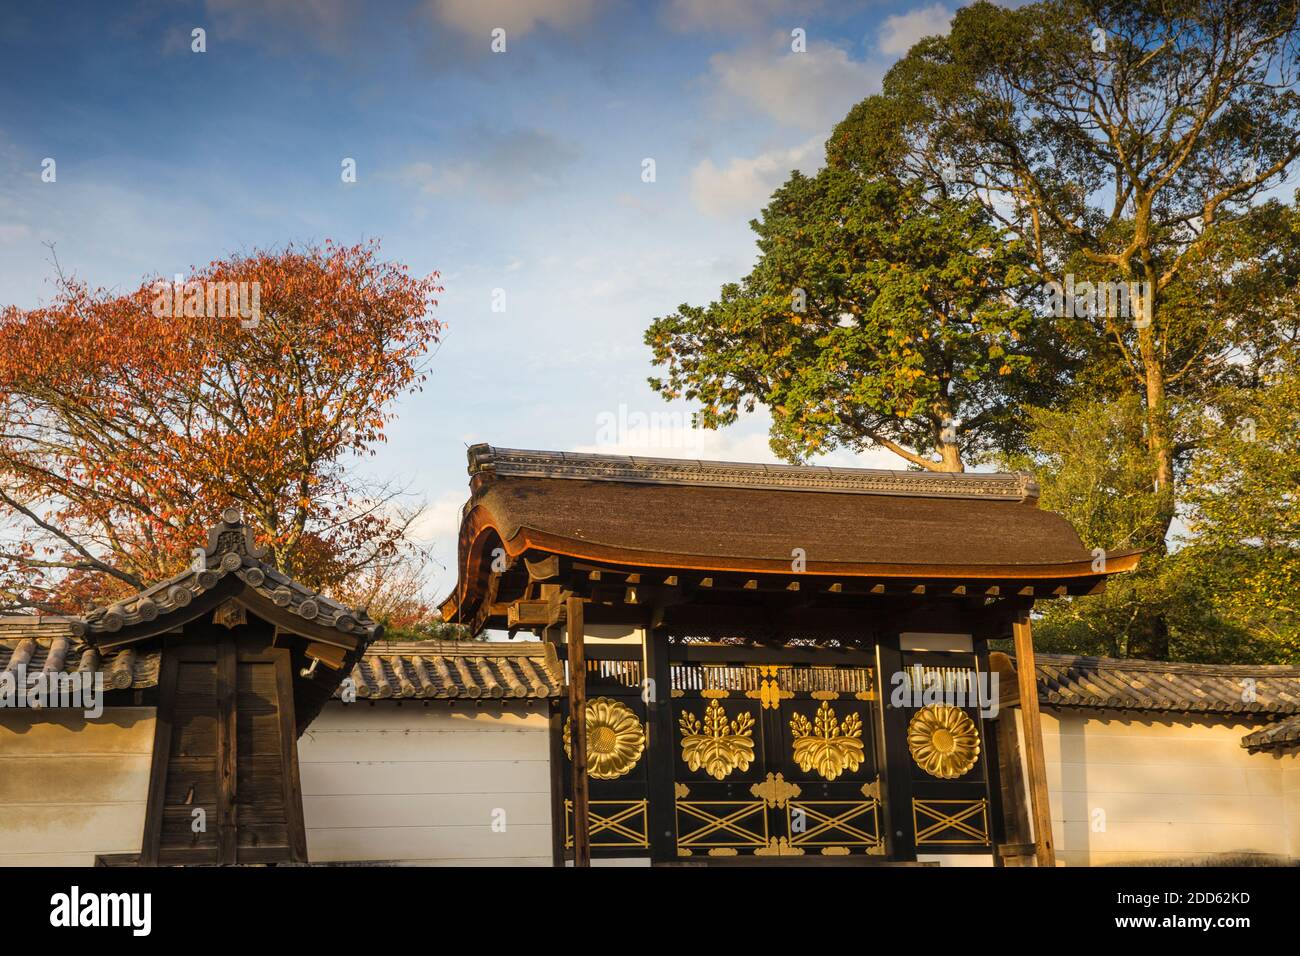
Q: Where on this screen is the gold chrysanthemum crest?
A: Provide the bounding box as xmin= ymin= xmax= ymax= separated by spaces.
xmin=679 ymin=699 xmax=756 ymax=780
xmin=563 ymin=696 xmax=646 ymax=780
xmin=907 ymin=704 xmax=981 ymax=779
xmin=789 ymin=701 xmax=864 ymax=781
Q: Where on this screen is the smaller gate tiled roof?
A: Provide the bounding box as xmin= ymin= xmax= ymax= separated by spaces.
xmin=339 ymin=640 xmax=563 ymax=701
xmin=77 ymin=511 xmax=380 ymax=644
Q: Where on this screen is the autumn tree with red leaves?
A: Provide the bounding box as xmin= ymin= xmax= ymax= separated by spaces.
xmin=0 ymin=241 xmax=443 ymax=614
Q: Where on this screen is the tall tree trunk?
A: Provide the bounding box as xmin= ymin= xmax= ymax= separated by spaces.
xmin=938 ymin=438 xmax=964 ymax=472
xmin=1135 ymin=289 xmax=1174 ymax=660
xmin=1137 ymin=300 xmax=1176 ymax=547
xmin=931 ymin=399 xmax=965 ymax=473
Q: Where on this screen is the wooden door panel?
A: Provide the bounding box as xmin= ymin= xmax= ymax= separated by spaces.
xmin=142 ymin=633 xmax=307 ymax=865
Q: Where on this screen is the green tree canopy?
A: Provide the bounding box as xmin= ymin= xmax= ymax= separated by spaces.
xmin=647 ymin=167 xmax=1060 ymax=471
xmin=835 ymin=0 xmax=1300 ymax=534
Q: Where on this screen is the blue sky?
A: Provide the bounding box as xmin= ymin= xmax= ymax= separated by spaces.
xmin=0 ymin=0 xmax=969 ymax=597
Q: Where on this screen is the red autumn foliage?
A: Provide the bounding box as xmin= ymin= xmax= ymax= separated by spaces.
xmin=0 ymin=240 xmax=443 ymax=613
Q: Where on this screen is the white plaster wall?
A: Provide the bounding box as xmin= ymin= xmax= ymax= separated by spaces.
xmin=298 ymin=701 xmax=553 ymax=865
xmin=0 ymin=707 xmax=156 ymax=866
xmin=1030 ymin=708 xmax=1300 ymax=866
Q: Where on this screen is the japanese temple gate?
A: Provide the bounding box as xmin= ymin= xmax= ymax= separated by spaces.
xmin=440 ymin=445 xmax=1139 ymax=865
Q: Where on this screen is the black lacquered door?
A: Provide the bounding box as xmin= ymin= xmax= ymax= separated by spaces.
xmin=670 ymin=661 xmax=884 ymax=858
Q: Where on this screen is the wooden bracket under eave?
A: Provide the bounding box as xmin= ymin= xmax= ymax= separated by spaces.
xmin=507 ymin=588 xmax=570 ymax=628
xmin=303 ymin=641 xmax=347 ymax=671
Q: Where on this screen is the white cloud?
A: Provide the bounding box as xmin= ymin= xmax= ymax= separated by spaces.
xmin=427 ymin=0 xmax=602 ymax=38
xmin=877 ymin=3 xmax=953 ymax=57
xmin=664 ymin=0 xmax=825 ymax=32
xmin=573 ymin=416 xmax=777 ymax=462
xmin=690 ymin=137 xmax=821 ymax=219
xmin=407 ymin=490 xmax=467 ymax=548
xmin=708 ymin=39 xmax=880 ymax=131
xmin=572 ymin=409 xmax=909 ymax=470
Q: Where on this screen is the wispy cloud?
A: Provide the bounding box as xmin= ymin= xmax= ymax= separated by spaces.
xmin=707 ymin=36 xmax=880 ymax=131
xmin=690 ymin=137 xmax=822 ymax=219
xmin=425 ymin=0 xmax=604 ymax=38
xmin=877 ymin=3 xmax=954 ymax=57
xmin=663 ymin=0 xmax=836 ymax=33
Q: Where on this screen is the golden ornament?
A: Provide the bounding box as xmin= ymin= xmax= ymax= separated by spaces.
xmin=789 ymin=701 xmax=865 ymax=781
xmin=679 ymin=699 xmax=756 ymax=780
xmin=907 ymin=704 xmax=981 ymax=779
xmin=563 ymin=697 xmax=646 ymax=779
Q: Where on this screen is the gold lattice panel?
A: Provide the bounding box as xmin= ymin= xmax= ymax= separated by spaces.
xmin=675 ymin=800 xmax=769 ymax=855
xmin=912 ymin=798 xmax=990 ymax=846
xmin=565 ymin=800 xmax=649 ymax=849
xmin=786 ymin=799 xmax=882 ymax=852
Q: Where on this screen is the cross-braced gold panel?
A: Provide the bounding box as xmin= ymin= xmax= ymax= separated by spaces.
xmin=912 ymin=798 xmax=990 ymax=846
xmin=787 ymin=800 xmax=882 ymax=851
xmin=676 ymin=800 xmax=768 ymax=854
xmin=565 ymin=800 xmax=649 ymax=849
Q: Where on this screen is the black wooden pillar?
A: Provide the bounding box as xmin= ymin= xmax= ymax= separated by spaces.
xmin=643 ymin=626 xmax=677 ymax=863
xmin=875 ymin=635 xmax=918 ymax=862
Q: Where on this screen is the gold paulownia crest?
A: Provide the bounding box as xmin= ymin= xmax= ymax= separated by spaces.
xmin=563 ymin=697 xmax=646 ymax=780
xmin=751 ymin=772 xmax=801 ymax=808
xmin=679 ymin=699 xmax=756 ymax=780
xmin=907 ymin=704 xmax=981 ymax=779
xmin=789 ymin=701 xmax=865 ymax=781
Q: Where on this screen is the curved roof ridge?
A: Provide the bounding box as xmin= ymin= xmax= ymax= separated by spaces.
xmin=468 ymin=443 xmax=1039 ymax=502
xmin=72 ymin=507 xmax=381 ymax=643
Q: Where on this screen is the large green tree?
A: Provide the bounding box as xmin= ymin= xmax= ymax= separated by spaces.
xmin=838 ymin=0 xmax=1300 ymax=533
xmin=647 ymin=167 xmax=1059 ymax=471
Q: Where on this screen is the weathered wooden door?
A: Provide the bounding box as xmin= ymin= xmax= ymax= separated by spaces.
xmin=142 ymin=630 xmax=307 ymax=865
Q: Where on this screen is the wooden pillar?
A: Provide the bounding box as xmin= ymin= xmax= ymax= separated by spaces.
xmin=566 ymin=595 xmax=591 ymax=867
xmin=1012 ymin=610 xmax=1056 ymax=867
xmin=644 ymin=626 xmax=676 ymax=863
xmin=543 ymin=624 xmax=568 ymax=868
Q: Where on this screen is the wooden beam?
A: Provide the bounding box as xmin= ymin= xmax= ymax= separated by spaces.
xmin=566 ymin=595 xmax=591 ymax=867
xmin=1012 ymin=611 xmax=1056 ymax=868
